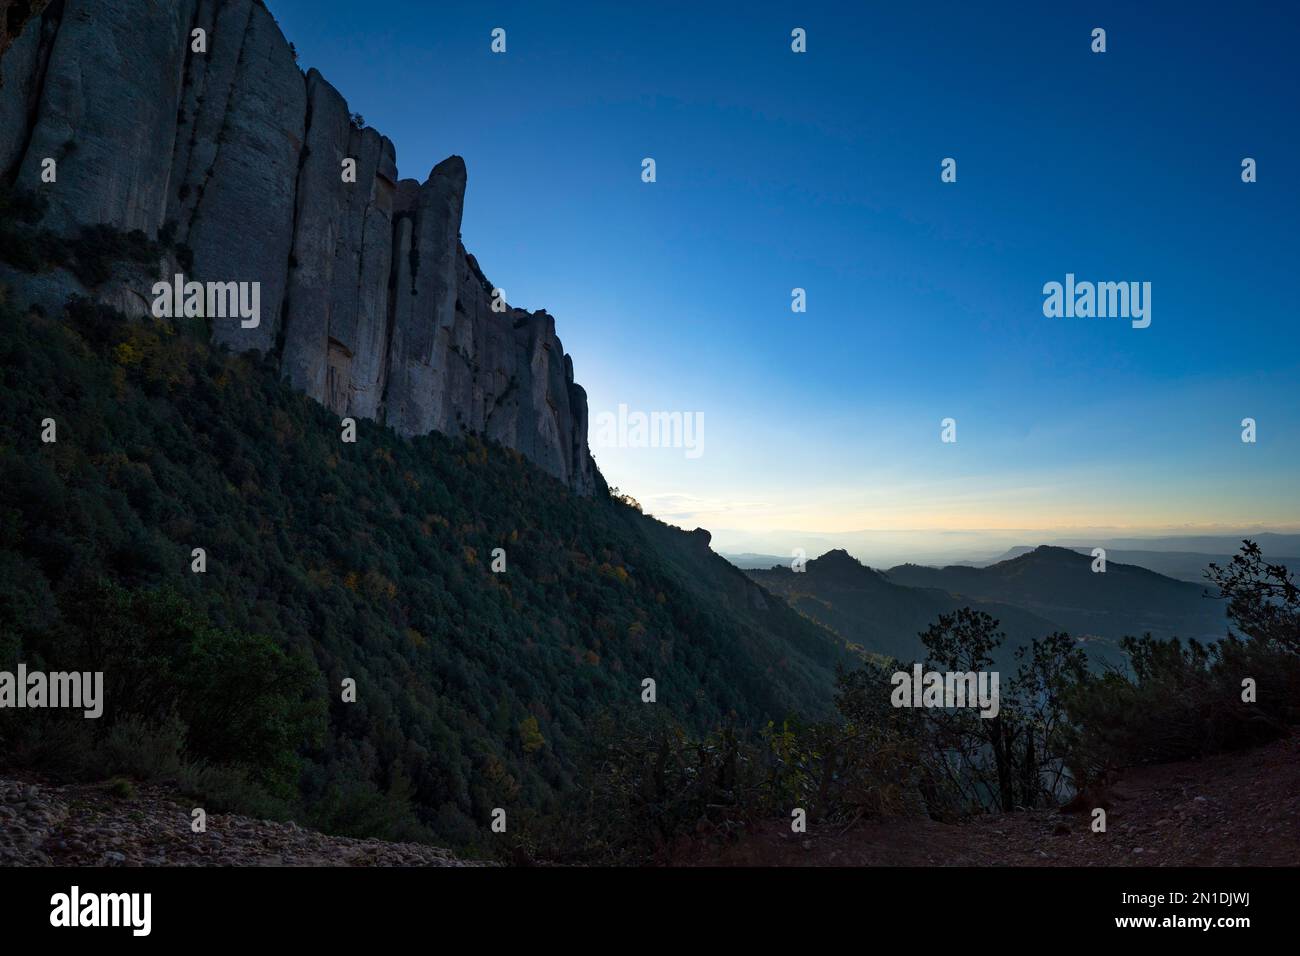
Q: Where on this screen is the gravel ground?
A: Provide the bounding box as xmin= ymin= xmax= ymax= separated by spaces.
xmin=0 ymin=777 xmax=487 ymax=867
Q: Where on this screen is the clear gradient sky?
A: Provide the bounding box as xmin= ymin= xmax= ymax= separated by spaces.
xmin=270 ymin=0 xmax=1300 ymax=555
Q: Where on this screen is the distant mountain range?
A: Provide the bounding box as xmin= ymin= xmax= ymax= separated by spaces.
xmin=747 ymin=549 xmax=1110 ymax=668
xmin=723 ymin=535 xmax=1297 ymax=584
xmin=979 ymin=542 xmax=1297 ymax=584
xmin=745 ymin=545 xmax=1232 ymax=669
xmin=718 ymin=533 xmax=1299 ymax=577
xmin=1061 ymin=533 xmax=1300 ymax=555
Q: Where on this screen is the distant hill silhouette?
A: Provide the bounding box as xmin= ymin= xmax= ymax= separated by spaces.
xmin=885 ymin=545 xmax=1227 ymax=644
xmin=982 ymin=545 xmax=1298 ymax=584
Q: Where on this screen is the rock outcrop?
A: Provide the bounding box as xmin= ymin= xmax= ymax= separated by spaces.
xmin=281 ymin=68 xmax=397 ymax=419
xmin=0 ymin=0 xmax=600 ymax=494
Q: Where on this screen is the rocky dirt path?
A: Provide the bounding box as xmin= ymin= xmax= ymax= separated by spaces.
xmin=4 ymin=737 xmax=1295 ymax=867
xmin=681 ymin=736 xmax=1300 ymax=866
xmin=0 ymin=777 xmax=483 ymax=867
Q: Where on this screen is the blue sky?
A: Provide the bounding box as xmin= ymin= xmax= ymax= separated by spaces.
xmin=270 ymin=0 xmax=1299 ymax=555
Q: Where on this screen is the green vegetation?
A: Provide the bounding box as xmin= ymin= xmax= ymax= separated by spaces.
xmin=526 ymin=563 xmax=1298 ymax=862
xmin=0 ymin=289 xmax=851 ymax=853
xmin=1067 ymin=548 xmax=1300 ymax=775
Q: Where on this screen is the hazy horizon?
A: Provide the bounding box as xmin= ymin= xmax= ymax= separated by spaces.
xmin=705 ymin=527 xmax=1300 ymax=569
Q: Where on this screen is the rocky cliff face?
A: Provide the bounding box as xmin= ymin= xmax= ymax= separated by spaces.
xmin=0 ymin=0 xmax=600 ymax=495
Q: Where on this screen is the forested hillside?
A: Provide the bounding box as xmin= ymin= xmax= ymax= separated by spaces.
xmin=0 ymin=287 xmax=853 ymax=852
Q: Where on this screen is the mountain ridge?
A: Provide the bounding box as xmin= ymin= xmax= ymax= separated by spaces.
xmin=884 ymin=545 xmax=1227 ymax=643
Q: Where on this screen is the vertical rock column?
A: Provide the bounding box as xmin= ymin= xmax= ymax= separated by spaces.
xmin=385 ymin=155 xmax=467 ymax=437
xmin=449 ymin=243 xmax=598 ymax=493
xmin=345 ymin=128 xmax=398 ymax=420
xmin=166 ymin=0 xmax=304 ymax=354
xmin=281 ymin=68 xmax=396 ymax=418
xmin=280 ymin=69 xmax=351 ymax=402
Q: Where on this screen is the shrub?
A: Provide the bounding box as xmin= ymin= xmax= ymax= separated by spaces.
xmin=1065 ymin=632 xmax=1299 ymax=778
xmin=1207 ymin=540 xmax=1300 ymax=653
xmin=106 ymin=777 xmax=137 ymax=800
xmin=55 ymin=580 xmax=326 ymax=795
xmin=97 ymin=712 xmax=187 ymax=780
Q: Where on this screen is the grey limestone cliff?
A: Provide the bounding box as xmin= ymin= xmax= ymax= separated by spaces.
xmin=0 ymin=0 xmax=600 ymax=494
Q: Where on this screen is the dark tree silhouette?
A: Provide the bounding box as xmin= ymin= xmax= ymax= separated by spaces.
xmin=1207 ymin=539 xmax=1300 ymax=652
